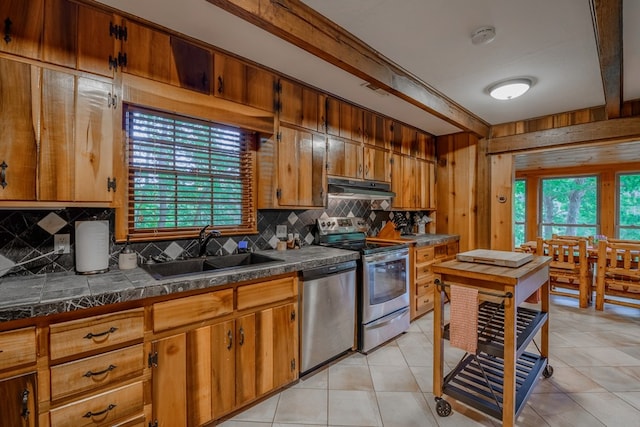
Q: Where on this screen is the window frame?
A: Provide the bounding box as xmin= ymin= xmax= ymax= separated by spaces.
xmin=125 ymin=105 xmax=258 ymax=241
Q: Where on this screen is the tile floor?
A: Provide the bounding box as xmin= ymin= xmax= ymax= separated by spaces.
xmin=220 ymin=296 xmax=640 ymax=426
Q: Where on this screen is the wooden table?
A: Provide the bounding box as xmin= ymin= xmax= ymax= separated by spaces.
xmin=432 ymin=254 xmax=551 ymax=427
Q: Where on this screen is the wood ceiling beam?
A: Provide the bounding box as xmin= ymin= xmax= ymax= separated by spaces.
xmin=487 ymin=116 xmax=640 ymax=154
xmin=590 ymin=0 xmax=623 ymax=119
xmin=206 ymin=0 xmax=490 ymax=138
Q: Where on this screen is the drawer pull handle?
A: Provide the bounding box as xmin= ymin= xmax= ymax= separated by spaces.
xmin=84 ymin=326 xmax=118 ymax=340
xmin=83 ymin=403 xmax=116 ymax=419
xmin=227 ymin=330 xmax=233 ymax=350
xmin=83 ymin=364 xmax=117 ymax=377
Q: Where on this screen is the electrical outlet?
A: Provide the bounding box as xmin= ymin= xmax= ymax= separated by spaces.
xmin=54 ymin=234 xmax=70 ymax=254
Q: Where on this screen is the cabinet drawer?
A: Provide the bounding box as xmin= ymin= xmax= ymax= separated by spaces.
xmin=415 ymin=262 xmax=435 ymax=282
xmin=51 ymin=344 xmax=144 ymax=401
xmin=0 ymin=326 xmax=36 ymax=370
xmin=447 ymin=241 xmax=459 ymax=256
xmin=434 ymin=244 xmax=448 ymax=259
xmin=415 ymin=293 xmax=434 ymax=314
xmin=50 ymin=309 xmax=144 ymax=361
xmin=153 ymin=288 xmax=233 ymax=332
xmin=416 ymin=281 xmax=434 ymax=297
xmin=415 ymin=246 xmax=435 ymax=263
xmin=237 ymin=276 xmax=297 ymax=311
xmin=49 ymin=381 xmax=143 ymax=427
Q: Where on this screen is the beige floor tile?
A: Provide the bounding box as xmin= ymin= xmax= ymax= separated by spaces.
xmin=613 ymin=391 xmax=640 ymax=411
xmin=367 ymin=346 xmax=407 ymax=367
xmin=409 ymin=366 xmax=433 ymax=393
xmin=568 ymin=392 xmax=640 ymax=427
xmin=328 ymin=390 xmax=382 ymax=426
xmin=553 ymin=346 xmax=640 ymax=367
xmin=369 ymin=365 xmax=420 ymax=392
xmin=328 ymin=364 xmax=374 ymax=390
xmin=397 ymin=342 xmax=434 ymax=367
xmin=273 ymin=388 xmax=328 ymax=425
xmin=515 ymin=405 xmax=551 ymax=427
xmin=425 ymin=396 xmax=498 ymax=426
xmin=527 ymin=393 xmax=605 ymax=426
xmin=218 ymin=421 xmax=272 ymax=427
xmin=545 ymin=366 xmax=607 ymax=393
xmin=582 ymin=366 xmax=640 ymax=392
xmin=337 ymin=351 xmax=369 ymax=366
xmin=228 ymin=393 xmax=279 ymax=423
xmin=376 ymin=391 xmax=437 ymax=427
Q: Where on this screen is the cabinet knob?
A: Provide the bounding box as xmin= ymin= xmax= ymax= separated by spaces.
xmin=0 ymin=161 xmax=7 ymax=188
xmin=227 ymin=330 xmax=233 ymax=350
xmin=3 ymin=18 xmax=12 ymax=43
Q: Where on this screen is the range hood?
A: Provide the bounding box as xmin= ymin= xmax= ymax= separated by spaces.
xmin=327 ymin=178 xmax=395 ymax=199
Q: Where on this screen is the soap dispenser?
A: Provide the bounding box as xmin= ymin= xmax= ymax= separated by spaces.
xmin=119 ymin=235 xmax=138 ymax=270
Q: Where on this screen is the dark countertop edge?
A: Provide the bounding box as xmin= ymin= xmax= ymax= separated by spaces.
xmin=401 ymin=233 xmax=460 ymax=247
xmin=0 ymin=247 xmax=360 ymax=323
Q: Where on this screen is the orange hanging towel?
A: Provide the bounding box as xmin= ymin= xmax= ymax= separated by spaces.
xmin=450 ymin=285 xmax=479 ymax=354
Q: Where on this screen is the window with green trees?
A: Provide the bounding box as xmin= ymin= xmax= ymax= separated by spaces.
xmin=126 ymin=106 xmax=256 ymax=238
xmin=513 ymin=179 xmax=526 ymax=247
xmin=539 ymin=176 xmax=598 ymax=238
xmin=617 ymin=173 xmax=640 ymax=239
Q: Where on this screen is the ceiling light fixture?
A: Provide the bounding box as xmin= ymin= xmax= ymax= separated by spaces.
xmin=487 ymin=78 xmax=533 ymax=100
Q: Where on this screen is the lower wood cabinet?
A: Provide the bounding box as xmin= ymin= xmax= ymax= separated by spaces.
xmin=0 ymin=372 xmax=37 ymax=427
xmin=150 ymin=275 xmax=299 ymax=427
xmin=411 ymin=241 xmax=458 ymax=319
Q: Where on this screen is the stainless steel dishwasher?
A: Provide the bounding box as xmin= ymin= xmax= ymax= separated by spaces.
xmin=300 ymin=260 xmax=357 ymax=375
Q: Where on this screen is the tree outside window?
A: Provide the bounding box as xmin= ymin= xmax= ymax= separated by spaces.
xmin=539 ymin=176 xmax=598 ymax=238
xmin=513 ymin=179 xmax=526 ymax=247
xmin=618 ymin=173 xmax=640 ymax=239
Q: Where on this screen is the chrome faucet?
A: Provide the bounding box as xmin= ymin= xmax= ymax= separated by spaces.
xmin=198 ymin=225 xmax=221 ymax=257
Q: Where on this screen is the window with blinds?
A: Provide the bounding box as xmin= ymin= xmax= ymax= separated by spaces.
xmin=126 ymin=106 xmax=256 ymax=239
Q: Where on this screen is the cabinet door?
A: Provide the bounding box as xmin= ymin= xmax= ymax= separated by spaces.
xmin=363 ymin=146 xmax=390 ymax=183
xmin=187 ymin=321 xmax=235 ymax=425
xmin=402 ymin=156 xmax=417 ymax=208
xmin=301 ymin=87 xmax=320 ymax=131
xmin=416 ymin=160 xmax=435 ymax=209
xmin=77 ymin=5 xmax=116 ymax=77
xmin=325 ymin=96 xmax=340 ymax=136
xmin=170 ymin=36 xmax=212 ymax=94
xmin=327 ymin=137 xmax=362 ymax=179
xmin=0 ymin=372 xmax=37 ymax=427
xmin=271 ymin=303 xmax=298 ymax=389
xmin=214 ymin=53 xmax=246 ymax=104
xmin=416 ymin=131 xmax=435 ymax=161
xmin=390 ymin=154 xmax=404 ymax=209
xmin=0 ymin=58 xmax=38 ymax=201
xmin=43 ymin=0 xmax=77 ymax=68
xmin=74 ymin=76 xmax=114 ymax=202
xmin=363 ymin=110 xmax=389 ymax=149
xmin=40 ymin=68 xmax=74 ymax=201
xmin=0 ymin=0 xmax=43 ymax=60
xmin=235 ymin=312 xmax=256 ymax=407
xmin=350 ymin=105 xmax=364 ymax=143
xmin=121 ymin=19 xmax=172 ymax=84
xmin=278 ymin=79 xmax=302 ymax=126
xmin=246 ymin=64 xmax=275 ymax=112
xmin=152 ymin=334 xmax=187 ymax=427
xmin=277 ymin=127 xmax=325 ymax=207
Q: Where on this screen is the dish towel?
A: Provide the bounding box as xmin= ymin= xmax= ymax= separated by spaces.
xmin=450 ymin=285 xmax=479 ymax=354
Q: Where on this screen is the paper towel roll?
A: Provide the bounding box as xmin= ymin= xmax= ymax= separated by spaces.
xmin=75 ymin=220 xmax=110 ymax=274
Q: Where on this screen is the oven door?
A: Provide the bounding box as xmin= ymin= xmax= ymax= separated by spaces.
xmin=361 ymin=248 xmax=410 ymax=324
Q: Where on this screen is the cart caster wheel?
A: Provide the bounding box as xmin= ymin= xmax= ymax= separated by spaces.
xmin=543 ymin=365 xmax=554 ymax=378
xmin=435 ymin=398 xmax=452 ymax=417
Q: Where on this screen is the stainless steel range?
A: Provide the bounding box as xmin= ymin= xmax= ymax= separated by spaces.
xmin=316 ymin=217 xmax=411 ymax=353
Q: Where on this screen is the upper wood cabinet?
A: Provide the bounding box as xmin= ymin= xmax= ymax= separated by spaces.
xmin=120 ymin=19 xmax=172 ymax=84
xmin=246 ymin=64 xmax=276 ymax=112
xmin=327 ymin=137 xmax=363 ymax=180
xmin=43 ymin=0 xmax=77 ymax=68
xmin=214 ymin=53 xmax=246 ymax=104
xmin=77 ymin=4 xmax=117 ymax=78
xmin=416 ymin=130 xmax=436 ymax=161
xmin=170 ymin=36 xmax=212 ymax=94
xmin=326 ymin=97 xmax=363 ymax=140
xmin=278 ymin=79 xmax=321 ymax=131
xmin=363 ymin=110 xmax=389 ymax=149
xmin=0 ymin=0 xmax=44 ymax=60
xmin=364 ymin=146 xmax=390 ymax=183
xmin=391 ymin=154 xmax=435 ymax=210
xmin=0 ymin=59 xmax=38 ymax=201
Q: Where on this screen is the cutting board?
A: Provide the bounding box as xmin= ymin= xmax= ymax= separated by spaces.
xmin=456 ymin=249 xmax=533 ymax=267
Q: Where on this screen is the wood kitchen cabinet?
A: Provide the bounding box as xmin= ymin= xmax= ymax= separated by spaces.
xmin=411 ymin=241 xmax=458 ymax=319
xmin=364 ymin=145 xmax=390 ymax=182
xmin=120 ymin=19 xmax=172 ymax=84
xmin=214 ymin=53 xmax=275 ymax=112
xmin=326 ymin=96 xmax=363 ymax=141
xmin=363 ymin=110 xmax=389 ymax=149
xmin=278 ymin=79 xmax=321 ymax=131
xmin=170 ymin=36 xmax=212 ymax=94
xmin=258 ymin=125 xmax=326 ymax=208
xmin=327 ymin=137 xmax=363 ymax=179
xmin=0 ymin=373 xmax=37 ymax=427
xmin=43 ymin=0 xmax=77 ymax=68
xmin=0 ymin=0 xmax=44 ymax=60
xmin=77 ymin=4 xmax=118 ymax=78
xmin=391 ymin=154 xmax=435 ymax=209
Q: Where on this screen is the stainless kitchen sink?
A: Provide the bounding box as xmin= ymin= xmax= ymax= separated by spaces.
xmin=141 ymin=253 xmax=283 ymax=279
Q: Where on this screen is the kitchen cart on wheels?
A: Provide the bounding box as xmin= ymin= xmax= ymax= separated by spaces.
xmin=431 ymin=252 xmax=553 ymax=427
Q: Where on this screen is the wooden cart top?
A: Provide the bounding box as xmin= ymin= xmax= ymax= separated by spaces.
xmin=432 ymin=254 xmax=551 ymax=286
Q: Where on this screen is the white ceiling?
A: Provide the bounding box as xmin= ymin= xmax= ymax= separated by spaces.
xmin=95 ymin=0 xmax=638 ymax=165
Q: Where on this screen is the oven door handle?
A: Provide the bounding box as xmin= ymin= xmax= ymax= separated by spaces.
xmin=365 ymin=307 xmax=410 ymax=328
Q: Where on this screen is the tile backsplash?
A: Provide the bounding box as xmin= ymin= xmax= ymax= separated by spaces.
xmin=0 ymin=200 xmax=430 ymax=277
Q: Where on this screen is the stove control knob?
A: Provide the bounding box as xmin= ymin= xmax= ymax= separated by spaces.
xmin=320 ymin=222 xmax=326 ymax=227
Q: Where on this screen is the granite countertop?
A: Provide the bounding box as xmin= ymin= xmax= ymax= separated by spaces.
xmin=0 ymin=246 xmax=359 ymax=323
xmin=399 ymin=233 xmax=460 ymax=247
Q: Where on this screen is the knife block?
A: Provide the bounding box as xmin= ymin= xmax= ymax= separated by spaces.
xmin=377 ymin=221 xmax=401 ymax=239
